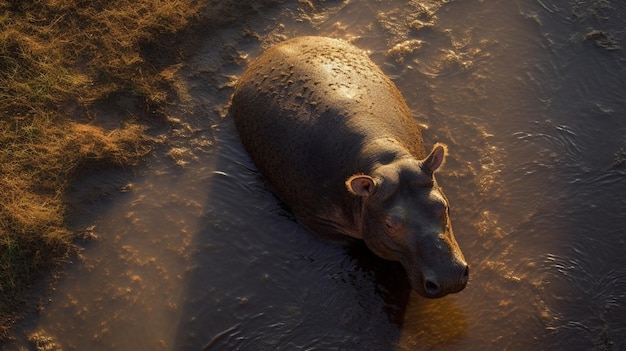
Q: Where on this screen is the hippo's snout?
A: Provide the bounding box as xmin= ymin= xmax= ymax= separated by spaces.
xmin=421 ymin=262 xmax=469 ymax=298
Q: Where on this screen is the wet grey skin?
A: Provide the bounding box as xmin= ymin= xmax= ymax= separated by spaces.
xmin=230 ymin=36 xmax=468 ymax=298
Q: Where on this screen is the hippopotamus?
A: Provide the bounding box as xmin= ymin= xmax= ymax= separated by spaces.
xmin=230 ymin=36 xmax=468 ymax=298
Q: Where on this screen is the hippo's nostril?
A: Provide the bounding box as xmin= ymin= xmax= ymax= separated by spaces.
xmin=424 ymin=279 xmax=441 ymax=296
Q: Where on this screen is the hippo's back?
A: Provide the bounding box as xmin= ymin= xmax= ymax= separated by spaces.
xmin=230 ymin=36 xmax=424 ymax=215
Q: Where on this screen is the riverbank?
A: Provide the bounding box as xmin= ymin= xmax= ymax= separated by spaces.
xmin=0 ymin=0 xmax=230 ymax=341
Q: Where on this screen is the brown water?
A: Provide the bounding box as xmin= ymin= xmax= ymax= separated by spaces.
xmin=9 ymin=0 xmax=626 ymax=350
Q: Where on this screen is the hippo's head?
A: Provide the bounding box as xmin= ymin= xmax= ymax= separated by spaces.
xmin=345 ymin=143 xmax=469 ymax=298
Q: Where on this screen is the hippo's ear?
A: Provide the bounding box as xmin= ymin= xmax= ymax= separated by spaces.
xmin=423 ymin=143 xmax=447 ymax=174
xmin=345 ymin=175 xmax=377 ymax=197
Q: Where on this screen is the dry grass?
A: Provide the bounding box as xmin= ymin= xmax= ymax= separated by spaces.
xmin=0 ymin=0 xmax=205 ymax=341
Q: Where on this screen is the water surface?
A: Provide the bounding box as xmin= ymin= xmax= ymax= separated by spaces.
xmin=10 ymin=0 xmax=626 ymax=350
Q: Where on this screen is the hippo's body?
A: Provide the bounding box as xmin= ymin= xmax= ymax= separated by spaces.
xmin=230 ymin=36 xmax=468 ymax=298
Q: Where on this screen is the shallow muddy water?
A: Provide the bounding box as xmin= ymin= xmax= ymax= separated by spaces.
xmin=10 ymin=0 xmax=626 ymax=350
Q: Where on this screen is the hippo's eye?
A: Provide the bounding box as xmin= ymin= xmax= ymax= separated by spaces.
xmin=384 ymin=216 xmax=400 ymax=234
xmin=385 ymin=218 xmax=393 ymax=229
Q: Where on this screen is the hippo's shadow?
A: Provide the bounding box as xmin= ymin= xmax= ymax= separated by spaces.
xmin=343 ymin=240 xmax=412 ymax=325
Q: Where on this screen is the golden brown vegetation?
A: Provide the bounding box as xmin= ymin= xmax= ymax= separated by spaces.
xmin=0 ymin=0 xmax=205 ymax=340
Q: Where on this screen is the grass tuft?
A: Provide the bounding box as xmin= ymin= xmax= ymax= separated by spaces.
xmin=0 ymin=0 xmax=205 ymax=341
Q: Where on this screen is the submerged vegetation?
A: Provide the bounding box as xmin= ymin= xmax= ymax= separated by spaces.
xmin=0 ymin=0 xmax=207 ymax=340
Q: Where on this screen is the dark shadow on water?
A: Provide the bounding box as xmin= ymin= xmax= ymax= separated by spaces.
xmin=170 ymin=111 xmax=470 ymax=349
xmin=170 ymin=106 xmax=416 ymax=349
xmin=344 ymin=241 xmax=413 ymax=326
xmin=171 ymin=157 xmax=411 ymax=350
